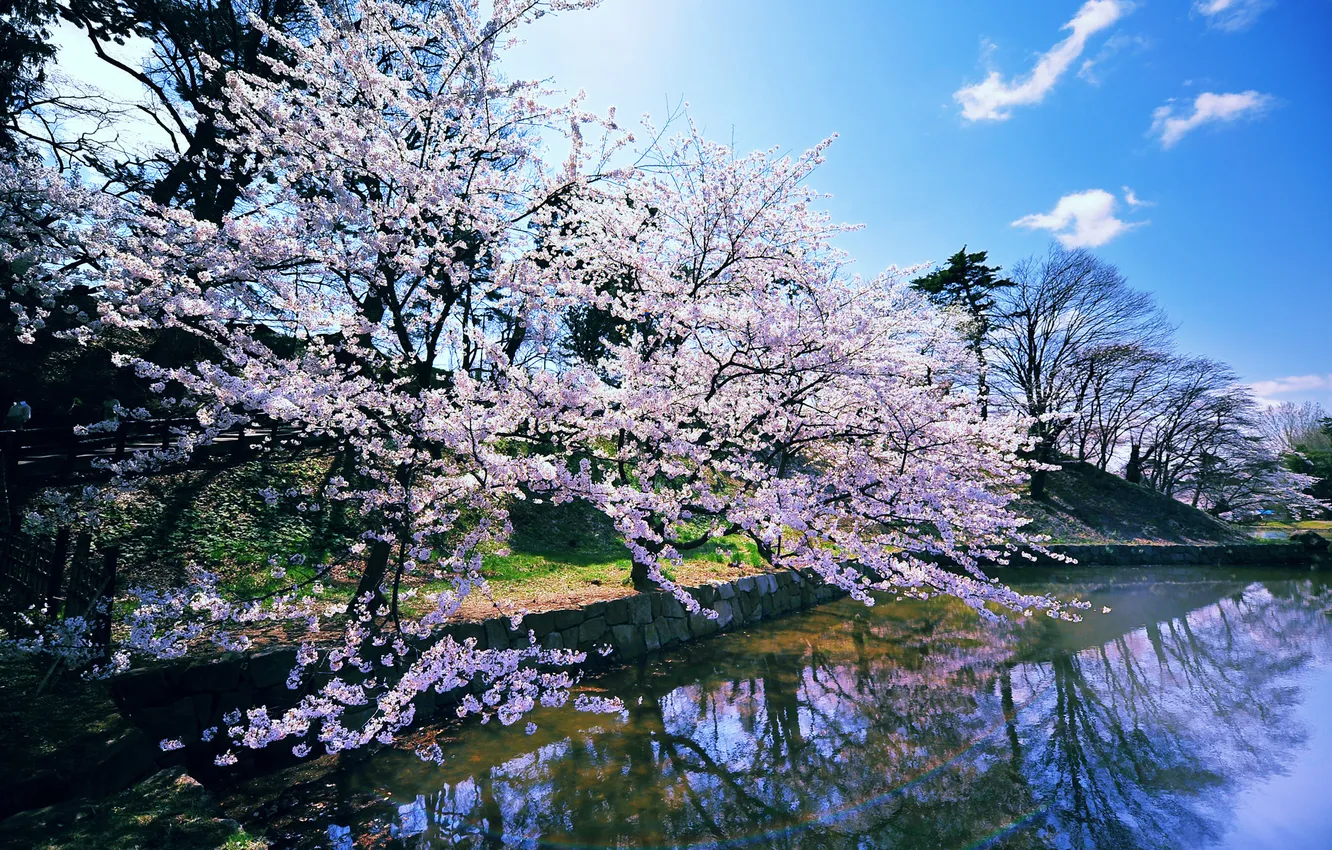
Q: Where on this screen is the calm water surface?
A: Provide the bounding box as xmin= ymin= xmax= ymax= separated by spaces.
xmin=228 ymin=567 xmax=1332 ymax=849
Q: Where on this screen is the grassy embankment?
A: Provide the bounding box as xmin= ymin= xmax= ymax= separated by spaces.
xmin=91 ymin=454 xmax=767 ymax=623
xmin=1012 ymin=461 xmax=1246 ymax=545
xmin=85 ymin=455 xmax=1260 ymax=624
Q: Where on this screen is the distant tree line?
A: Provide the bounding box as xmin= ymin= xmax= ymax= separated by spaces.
xmin=913 ymin=246 xmax=1323 ymax=519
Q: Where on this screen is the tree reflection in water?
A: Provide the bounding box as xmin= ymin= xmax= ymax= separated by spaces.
xmin=230 ymin=570 xmax=1332 ymax=850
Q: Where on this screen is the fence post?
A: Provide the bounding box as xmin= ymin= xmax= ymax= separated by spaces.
xmin=0 ymin=529 xmax=11 ymax=590
xmin=2 ymin=432 xmax=19 ymax=532
xmin=232 ymin=422 xmax=251 ymax=460
xmin=47 ymin=525 xmax=70 ymax=616
xmin=113 ymin=422 xmax=129 ymax=461
xmin=67 ymin=531 xmax=92 ymax=613
xmin=63 ymin=429 xmax=79 ymax=475
xmin=93 ymin=545 xmax=118 ymax=661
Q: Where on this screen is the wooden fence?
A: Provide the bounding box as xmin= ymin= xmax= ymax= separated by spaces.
xmin=0 ymin=529 xmax=60 ymax=612
xmin=1 ymin=417 xmax=194 ymax=474
xmin=0 ymin=526 xmax=117 ymax=657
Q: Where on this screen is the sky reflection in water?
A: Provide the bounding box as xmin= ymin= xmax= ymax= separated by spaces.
xmin=230 ymin=568 xmax=1332 ymax=850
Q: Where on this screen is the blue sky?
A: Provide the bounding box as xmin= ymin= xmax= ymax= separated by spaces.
xmin=502 ymin=0 xmax=1332 ymax=407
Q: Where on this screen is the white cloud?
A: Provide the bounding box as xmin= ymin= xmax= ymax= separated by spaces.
xmin=1194 ymin=0 xmax=1274 ymax=32
xmin=1250 ymin=374 xmax=1332 ymax=400
xmin=1012 ymin=189 xmax=1142 ymax=248
xmin=1150 ymin=90 xmax=1273 ymax=148
xmin=1077 ymin=33 xmax=1151 ymax=85
xmin=954 ymin=0 xmax=1132 ymax=121
xmin=1122 ymin=186 xmax=1152 ymax=207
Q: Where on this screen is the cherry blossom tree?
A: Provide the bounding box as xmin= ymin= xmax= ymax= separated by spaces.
xmin=2 ymin=0 xmax=1080 ymax=763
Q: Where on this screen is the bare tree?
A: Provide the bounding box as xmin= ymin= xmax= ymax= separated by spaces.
xmin=1258 ymin=401 xmax=1329 ymax=455
xmin=973 ymin=244 xmax=1319 ymax=517
xmin=1061 ymin=342 xmax=1174 ymax=471
xmin=1127 ymin=357 xmax=1240 ymax=496
xmin=988 ymin=246 xmax=1170 ymax=498
xmin=8 ymin=0 xmax=319 ymax=221
xmin=1121 ymin=359 xmax=1320 ymax=518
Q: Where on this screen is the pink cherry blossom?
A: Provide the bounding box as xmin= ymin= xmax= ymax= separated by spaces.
xmin=0 ymin=0 xmax=1084 ymax=761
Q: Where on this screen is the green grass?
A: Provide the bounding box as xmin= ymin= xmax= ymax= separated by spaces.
xmin=480 ymin=533 xmax=762 ymax=587
xmin=1255 ymin=520 xmax=1332 ymax=530
xmin=481 ymin=498 xmax=764 ymax=585
xmin=406 ymin=499 xmax=768 ymax=610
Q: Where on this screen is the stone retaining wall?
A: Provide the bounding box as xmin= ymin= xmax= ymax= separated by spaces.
xmin=108 ymin=569 xmax=845 ymax=762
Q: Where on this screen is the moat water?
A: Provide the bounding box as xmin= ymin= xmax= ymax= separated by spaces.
xmin=227 ymin=567 xmax=1332 ymax=849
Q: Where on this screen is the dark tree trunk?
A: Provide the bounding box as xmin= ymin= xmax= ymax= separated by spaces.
xmin=353 ymin=539 xmax=392 ymax=619
xmin=1125 ymin=443 xmax=1143 ymax=484
xmin=630 ymin=558 xmax=655 ymax=590
xmin=1029 ymin=467 xmax=1048 ymax=500
xmin=976 ymin=354 xmax=990 ymax=421
xmin=1028 ymin=439 xmax=1056 ymax=499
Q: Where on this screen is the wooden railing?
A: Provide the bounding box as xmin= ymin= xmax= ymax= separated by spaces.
xmin=2 ymin=417 xmax=311 ymax=469
xmin=1 ymin=417 xmax=194 ymax=465
xmin=0 ymin=528 xmax=59 ymax=612
xmin=1 ymin=417 xmax=321 ymax=529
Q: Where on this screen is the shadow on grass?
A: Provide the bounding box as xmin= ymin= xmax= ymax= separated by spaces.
xmin=101 ymin=467 xmax=769 ymax=615
xmin=101 ymin=455 xmax=355 ymax=598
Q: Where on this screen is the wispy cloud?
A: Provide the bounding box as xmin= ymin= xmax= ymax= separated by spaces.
xmin=1077 ymin=33 xmax=1151 ymax=85
xmin=1194 ymin=0 xmax=1274 ymax=32
xmin=1250 ymin=374 xmax=1332 ymax=401
xmin=1150 ymin=90 xmax=1273 ymax=148
xmin=1012 ymin=188 xmax=1143 ymax=248
xmin=1122 ymin=186 xmax=1153 ymax=207
xmin=954 ymin=0 xmax=1132 ymax=121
